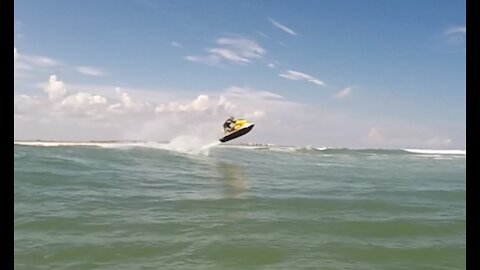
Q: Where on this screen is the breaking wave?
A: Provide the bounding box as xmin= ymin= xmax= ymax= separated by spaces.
xmin=14 ymin=136 xmax=221 ymax=156
xmin=14 ymin=141 xmax=465 ymax=157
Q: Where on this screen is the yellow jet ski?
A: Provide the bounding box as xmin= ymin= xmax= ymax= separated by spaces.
xmin=219 ymin=119 xmax=255 ymax=143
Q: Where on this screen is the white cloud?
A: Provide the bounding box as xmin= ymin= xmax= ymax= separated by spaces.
xmin=256 ymin=31 xmax=270 ymax=39
xmin=14 ymin=48 xmax=33 ymax=78
xmin=443 ymin=26 xmax=466 ymax=45
xmin=15 ymin=77 xmax=293 ymax=141
xmin=14 ymin=76 xmax=465 ymax=149
xmin=155 ymin=94 xmax=233 ymax=114
xmin=279 ymin=70 xmax=325 ymax=86
xmin=184 ymin=55 xmax=220 ymax=66
xmin=171 ymin=41 xmax=182 ymax=48
xmin=13 ymin=48 xmax=61 ymax=67
xmin=334 ymin=86 xmax=354 ymax=99
xmin=170 ymin=41 xmax=183 ymax=48
xmin=62 ymin=92 xmax=107 ymax=107
xmin=245 ymin=110 xmax=266 ymax=119
xmin=216 ymin=38 xmax=265 ymax=59
xmin=108 ymin=88 xmax=152 ymax=114
xmin=24 ymin=55 xmax=61 ymax=67
xmin=185 ymin=37 xmax=266 ymax=66
xmin=14 ymin=48 xmax=62 ymax=79
xmin=60 ymin=92 xmax=108 ymax=117
xmin=217 ymin=95 xmax=235 ymax=111
xmin=142 ymin=87 xmax=295 ymax=141
xmin=268 ymin=18 xmax=297 ymax=36
xmin=16 ymin=77 xmax=156 ymax=129
xmin=14 ymin=94 xmax=43 ymax=116
xmin=44 ymin=75 xmax=66 ymax=101
xmin=267 ymin=63 xmax=276 ymax=68
xmin=209 ymin=48 xmax=250 ymax=63
xmin=192 ymin=95 xmax=210 ymax=111
xmin=279 ymin=70 xmax=310 ymax=80
xmin=444 ymin=26 xmax=466 ymax=35
xmin=225 ymin=86 xmax=284 ymax=100
xmin=77 ymin=66 xmax=106 ymax=77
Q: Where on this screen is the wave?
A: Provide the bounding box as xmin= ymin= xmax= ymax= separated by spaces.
xmin=248 ymin=146 xmax=466 ymax=156
xmin=14 ymin=137 xmax=220 ymax=156
xmin=403 ymin=149 xmax=466 ymax=155
xmin=14 ymin=141 xmax=465 ymax=156
xmin=13 ymin=141 xmax=152 ymax=149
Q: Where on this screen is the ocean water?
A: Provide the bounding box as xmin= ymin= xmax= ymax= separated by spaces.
xmin=14 ymin=140 xmax=466 ymax=269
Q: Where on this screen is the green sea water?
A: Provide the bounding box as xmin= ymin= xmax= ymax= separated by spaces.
xmin=14 ymin=141 xmax=466 ymax=269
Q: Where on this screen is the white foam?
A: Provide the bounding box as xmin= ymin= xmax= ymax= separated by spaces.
xmin=404 ymin=149 xmax=466 ymax=155
xmin=15 ymin=141 xmax=466 ymax=157
xmin=268 ymin=146 xmax=296 ymax=152
xmin=161 ymin=136 xmax=219 ymax=155
xmin=217 ymin=145 xmax=267 ymax=150
xmin=14 ymin=141 xmax=112 ymax=147
xmin=14 ymin=138 xmax=220 ymax=156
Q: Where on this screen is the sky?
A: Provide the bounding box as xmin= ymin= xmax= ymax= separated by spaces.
xmin=14 ymin=0 xmax=466 ymax=149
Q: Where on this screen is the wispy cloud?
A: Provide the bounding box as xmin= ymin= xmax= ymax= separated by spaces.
xmin=24 ymin=55 xmax=61 ymax=67
xmin=268 ymin=18 xmax=297 ymax=36
xmin=225 ymin=86 xmax=284 ymax=100
xmin=443 ymin=26 xmax=466 ymax=45
xmin=14 ymin=48 xmax=31 ymax=79
xmin=14 ymin=48 xmax=61 ymax=67
xmin=444 ymin=26 xmax=466 ymax=35
xmin=171 ymin=41 xmax=182 ymax=48
xmin=184 ymin=55 xmax=221 ymax=66
xmin=256 ymin=31 xmax=270 ymax=39
xmin=267 ymin=63 xmax=276 ymax=68
xmin=185 ymin=37 xmax=266 ymax=66
xmin=209 ymin=48 xmax=250 ymax=63
xmin=76 ymin=66 xmax=106 ymax=77
xmin=334 ymin=86 xmax=354 ymax=99
xmin=279 ymin=70 xmax=325 ymax=86
xmin=14 ymin=47 xmax=62 ymax=78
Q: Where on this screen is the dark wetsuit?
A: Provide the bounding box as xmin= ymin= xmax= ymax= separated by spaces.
xmin=223 ymin=119 xmax=234 ymax=132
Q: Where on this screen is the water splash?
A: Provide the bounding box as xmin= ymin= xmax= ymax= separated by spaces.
xmin=14 ymin=136 xmax=221 ymax=156
xmin=162 ymin=136 xmax=220 ymax=155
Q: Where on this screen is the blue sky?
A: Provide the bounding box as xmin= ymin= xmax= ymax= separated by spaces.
xmin=14 ymin=0 xmax=466 ymax=148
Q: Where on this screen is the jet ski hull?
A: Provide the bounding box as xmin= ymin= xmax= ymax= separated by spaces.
xmin=219 ymin=124 xmax=254 ymax=142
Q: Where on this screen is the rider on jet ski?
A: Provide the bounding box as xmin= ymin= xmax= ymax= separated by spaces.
xmin=223 ymin=116 xmax=236 ymax=133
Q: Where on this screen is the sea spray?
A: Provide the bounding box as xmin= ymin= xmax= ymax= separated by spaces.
xmin=161 ymin=136 xmax=220 ymax=155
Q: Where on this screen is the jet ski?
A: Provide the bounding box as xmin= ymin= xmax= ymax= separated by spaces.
xmin=219 ymin=119 xmax=255 ymax=143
